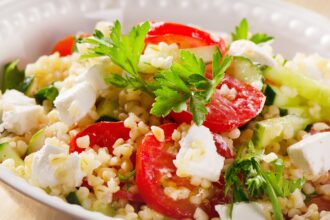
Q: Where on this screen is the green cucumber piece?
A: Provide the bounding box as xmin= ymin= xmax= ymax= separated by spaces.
xmin=96 ymin=98 xmax=119 ymax=121
xmin=264 ymin=67 xmax=330 ymax=108
xmin=227 ymin=56 xmax=263 ymax=89
xmin=0 ymin=142 xmax=23 ymax=166
xmin=264 ymin=85 xmax=276 ymax=106
xmin=27 ymin=128 xmax=46 ymax=155
xmin=253 ymin=115 xmax=310 ymax=149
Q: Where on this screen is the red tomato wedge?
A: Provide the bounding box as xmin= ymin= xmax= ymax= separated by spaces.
xmin=145 ymin=22 xmax=227 ymax=53
xmin=69 ymin=122 xmax=130 ymax=153
xmin=170 ymin=75 xmax=266 ymax=133
xmin=51 ymin=34 xmax=89 ymax=57
xmin=136 ymin=123 xmax=229 ymax=218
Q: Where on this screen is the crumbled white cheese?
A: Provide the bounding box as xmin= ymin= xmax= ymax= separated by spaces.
xmin=288 ymin=132 xmax=330 ymax=175
xmin=139 ymin=42 xmax=179 ymax=73
xmin=229 ymin=40 xmax=277 ymax=67
xmin=54 ymin=81 xmax=96 ymax=125
xmin=75 ymin=64 xmax=108 ymax=92
xmin=0 ymin=90 xmax=45 ymax=135
xmin=215 ymin=202 xmax=266 ymax=220
xmin=173 ymin=124 xmax=225 ymax=182
xmin=31 ymin=144 xmax=85 ymax=188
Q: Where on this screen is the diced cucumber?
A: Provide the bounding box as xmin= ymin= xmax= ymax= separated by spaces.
xmin=264 ymin=67 xmax=330 ymax=108
xmin=27 ymin=128 xmax=46 ymax=155
xmin=183 ymin=45 xmax=218 ymax=63
xmin=96 ymin=98 xmax=119 ymax=121
xmin=227 ymin=56 xmax=264 ymax=90
xmin=0 ymin=142 xmax=24 ymax=166
xmin=264 ymin=85 xmax=276 ymax=106
xmin=253 ymin=115 xmax=310 ymax=149
xmin=271 ymin=85 xmax=304 ymax=107
xmin=66 ymin=192 xmax=81 ymax=205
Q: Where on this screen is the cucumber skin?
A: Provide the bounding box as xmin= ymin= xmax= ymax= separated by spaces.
xmin=27 ymin=128 xmax=46 ymax=155
xmin=253 ymin=115 xmax=310 ymax=149
xmin=0 ymin=142 xmax=24 ymax=166
xmin=264 ymin=67 xmax=330 ymax=108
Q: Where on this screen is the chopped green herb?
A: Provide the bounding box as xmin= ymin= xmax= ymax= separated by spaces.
xmin=225 ymin=142 xmax=305 ymax=220
xmin=66 ymin=192 xmax=81 ymax=205
xmin=232 ymin=18 xmax=273 ymax=44
xmin=34 ymin=85 xmax=59 ymax=104
xmin=1 ymin=60 xmax=33 ymax=93
xmin=279 ymin=108 xmax=288 ymax=117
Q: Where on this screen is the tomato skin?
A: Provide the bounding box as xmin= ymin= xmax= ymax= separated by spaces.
xmin=170 ymin=75 xmax=265 ymax=133
xmin=69 ymin=122 xmax=130 ymax=153
xmin=51 ymin=34 xmax=89 ymax=57
xmin=136 ymin=123 xmax=197 ymax=218
xmin=146 ymin=22 xmax=227 ymax=53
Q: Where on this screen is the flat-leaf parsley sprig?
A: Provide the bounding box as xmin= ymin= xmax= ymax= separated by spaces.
xmin=150 ymin=49 xmax=232 ymax=125
xmin=232 ymin=18 xmax=273 ymax=44
xmin=80 ymin=20 xmax=152 ymax=94
xmin=225 ymin=142 xmax=305 ymax=220
xmin=80 ymin=20 xmax=232 ymax=125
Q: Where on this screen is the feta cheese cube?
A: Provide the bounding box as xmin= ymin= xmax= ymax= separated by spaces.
xmin=31 ymin=144 xmax=85 ymax=188
xmin=173 ymin=124 xmax=225 ymax=182
xmin=215 ymin=202 xmax=266 ymax=220
xmin=288 ymin=132 xmax=330 ymax=175
xmin=75 ymin=64 xmax=108 ymax=91
xmin=229 ymin=40 xmax=277 ymax=67
xmin=54 ymin=81 xmax=97 ymax=125
xmin=0 ymin=90 xmax=45 ymax=135
xmin=2 ymin=105 xmax=44 ymax=135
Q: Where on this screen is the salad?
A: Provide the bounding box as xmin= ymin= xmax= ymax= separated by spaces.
xmin=0 ymin=18 xmax=330 ymax=220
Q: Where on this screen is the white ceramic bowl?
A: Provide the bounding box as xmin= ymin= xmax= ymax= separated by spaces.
xmin=0 ymin=0 xmax=330 ymax=219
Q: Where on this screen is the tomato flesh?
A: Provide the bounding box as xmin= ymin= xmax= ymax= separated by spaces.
xmin=136 ymin=123 xmax=228 ymax=218
xmin=69 ymin=122 xmax=130 ymax=153
xmin=170 ymin=75 xmax=266 ymax=133
xmin=146 ymin=22 xmax=227 ymax=54
xmin=51 ymin=34 xmax=89 ymax=57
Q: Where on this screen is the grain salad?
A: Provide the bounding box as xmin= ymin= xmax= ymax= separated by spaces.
xmin=0 ymin=18 xmax=330 ymax=220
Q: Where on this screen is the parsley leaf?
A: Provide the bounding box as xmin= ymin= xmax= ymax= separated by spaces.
xmin=250 ymin=33 xmax=274 ymax=44
xmin=225 ymin=142 xmax=305 ymax=220
xmin=231 ymin=18 xmax=273 ymax=44
xmin=1 ymin=60 xmax=33 ymax=93
xmin=151 ymin=48 xmax=232 ymax=125
xmin=231 ymin=18 xmax=249 ymax=41
xmin=81 ymin=20 xmax=151 ymax=94
xmin=34 ymin=85 xmax=59 ymax=104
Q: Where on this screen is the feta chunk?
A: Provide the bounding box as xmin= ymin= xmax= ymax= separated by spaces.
xmin=288 ymin=132 xmax=330 ymax=175
xmin=75 ymin=64 xmax=108 ymax=91
xmin=54 ymin=81 xmax=96 ymax=125
xmin=215 ymin=202 xmax=266 ymax=220
xmin=31 ymin=144 xmax=85 ymax=188
xmin=31 ymin=144 xmax=66 ymax=188
xmin=173 ymin=124 xmax=224 ymax=182
xmin=2 ymin=105 xmax=44 ymax=135
xmin=229 ymin=40 xmax=277 ymax=67
xmin=0 ymin=90 xmax=45 ymax=135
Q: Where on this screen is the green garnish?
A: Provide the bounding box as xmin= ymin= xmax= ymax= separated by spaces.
xmin=225 ymin=142 xmax=305 ymax=220
xmin=66 ymin=192 xmax=81 ymax=205
xmin=81 ymin=20 xmax=232 ymax=125
xmin=232 ymin=18 xmax=274 ymax=44
xmin=34 ymin=85 xmax=59 ymax=104
xmin=151 ymin=49 xmax=232 ymax=125
xmin=1 ymin=60 xmax=33 ymax=93
xmin=81 ymin=20 xmax=151 ymax=94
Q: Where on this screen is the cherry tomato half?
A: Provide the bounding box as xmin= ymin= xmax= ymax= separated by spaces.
xmin=136 ymin=123 xmax=229 ymax=218
xmin=145 ymin=22 xmax=227 ymax=54
xmin=51 ymin=34 xmax=89 ymax=57
xmin=69 ymin=122 xmax=130 ymax=153
xmin=170 ymin=75 xmax=266 ymax=133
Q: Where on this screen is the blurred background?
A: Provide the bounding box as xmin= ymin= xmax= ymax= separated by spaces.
xmin=288 ymin=0 xmax=330 ymax=18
